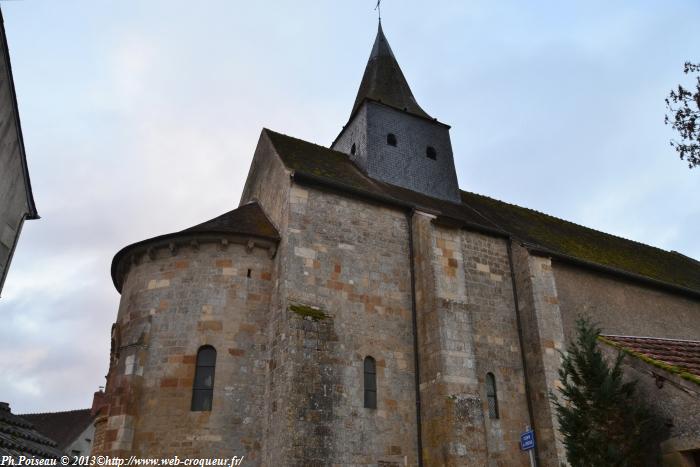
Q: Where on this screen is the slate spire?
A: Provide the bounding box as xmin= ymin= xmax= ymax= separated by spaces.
xmin=350 ymin=22 xmax=430 ymax=119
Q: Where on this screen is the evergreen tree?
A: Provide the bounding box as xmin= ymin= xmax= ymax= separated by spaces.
xmin=552 ymin=318 xmax=656 ymax=467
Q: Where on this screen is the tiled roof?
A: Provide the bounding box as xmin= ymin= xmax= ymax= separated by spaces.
xmin=111 ymin=201 xmax=279 ymax=292
xmin=0 ymin=403 xmax=64 ymax=459
xmin=263 ymin=128 xmax=700 ymax=296
xmin=458 ymin=191 xmax=700 ymax=293
xmin=181 ymin=202 xmax=280 ymax=241
xmin=600 ymin=335 xmax=700 ymax=383
xmin=19 ymin=409 xmax=92 ymax=451
xmin=0 ymin=8 xmax=38 ymax=220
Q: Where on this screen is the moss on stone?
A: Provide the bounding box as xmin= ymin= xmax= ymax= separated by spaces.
xmin=289 ymin=304 xmax=327 ymax=321
xmin=598 ymin=336 xmax=700 ymax=386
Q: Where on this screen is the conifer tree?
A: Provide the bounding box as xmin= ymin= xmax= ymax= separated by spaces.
xmin=552 ymin=318 xmax=656 ymax=467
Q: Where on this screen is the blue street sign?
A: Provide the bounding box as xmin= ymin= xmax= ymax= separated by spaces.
xmin=520 ymin=430 xmax=535 ymax=451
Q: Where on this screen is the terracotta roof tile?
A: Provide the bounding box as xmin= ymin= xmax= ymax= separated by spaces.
xmin=601 ymin=335 xmax=700 ymax=380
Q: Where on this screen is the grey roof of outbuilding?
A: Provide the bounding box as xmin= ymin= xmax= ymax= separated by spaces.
xmin=0 ymin=7 xmax=38 ymax=220
xmin=349 ymin=22 xmax=431 ymax=120
xmin=19 ymin=409 xmax=93 ymax=452
xmin=0 ymin=403 xmax=63 ymax=459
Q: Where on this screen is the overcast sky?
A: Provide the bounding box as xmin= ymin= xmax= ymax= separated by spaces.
xmin=1 ymin=1 xmax=698 ymax=413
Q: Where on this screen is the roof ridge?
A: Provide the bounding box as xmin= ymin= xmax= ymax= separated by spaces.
xmin=263 ymin=128 xmax=387 ymax=190
xmin=263 ymin=130 xmax=699 ymax=267
xmin=263 ymin=128 xmax=354 ymax=159
xmin=18 ymin=408 xmax=91 ymax=417
xmin=460 ymin=189 xmax=698 ymax=263
xmin=261 ymin=129 xmax=700 ymax=294
xmin=602 ymin=334 xmax=700 ymax=345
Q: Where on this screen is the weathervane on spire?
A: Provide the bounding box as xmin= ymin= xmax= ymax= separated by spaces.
xmin=375 ymin=0 xmax=381 ymax=22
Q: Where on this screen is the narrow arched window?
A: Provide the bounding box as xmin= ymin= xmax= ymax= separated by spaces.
xmin=486 ymin=372 xmax=499 ymax=419
xmin=350 ymin=143 xmax=356 ymax=155
xmin=191 ymin=346 xmax=216 ymax=411
xmin=387 ymin=133 xmax=397 ymax=147
xmin=426 ymin=146 xmax=437 ymax=160
xmin=364 ymin=356 xmax=377 ymax=409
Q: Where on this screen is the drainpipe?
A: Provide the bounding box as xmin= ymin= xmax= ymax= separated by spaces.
xmin=506 ymin=238 xmax=542 ymax=466
xmin=406 ymin=209 xmax=424 ymax=467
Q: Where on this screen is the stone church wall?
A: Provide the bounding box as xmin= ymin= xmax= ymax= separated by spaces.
xmin=240 ymin=130 xmax=292 ymax=231
xmin=457 ymin=231 xmax=532 ymax=467
xmin=273 ymin=183 xmax=419 ymax=466
xmin=510 ymin=246 xmax=567 ymax=467
xmin=413 ymin=215 xmax=532 ymax=466
xmin=97 ymin=242 xmax=274 ymax=461
xmin=553 ymin=262 xmax=700 ymax=342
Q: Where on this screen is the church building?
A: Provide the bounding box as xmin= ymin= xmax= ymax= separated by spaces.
xmin=91 ymin=22 xmax=700 ymax=466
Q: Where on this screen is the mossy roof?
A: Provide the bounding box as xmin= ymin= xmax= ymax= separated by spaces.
xmin=181 ymin=201 xmax=280 ymax=240
xmin=264 ymin=128 xmax=700 ymax=295
xmin=110 ymin=201 xmax=279 ymax=292
xmin=600 ymin=335 xmax=700 ymax=385
xmin=460 ymin=191 xmax=700 ymax=292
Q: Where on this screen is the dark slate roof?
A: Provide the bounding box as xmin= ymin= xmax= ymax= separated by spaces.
xmin=0 ymin=402 xmax=64 ymax=459
xmin=180 ymin=202 xmax=280 ymax=240
xmin=0 ymin=7 xmax=38 ymax=220
xmin=111 ymin=201 xmax=280 ymax=292
xmin=263 ymin=128 xmax=700 ymax=296
xmin=350 ymin=22 xmax=431 ymax=120
xmin=459 ymin=191 xmax=700 ymax=293
xmin=601 ymin=335 xmax=700 ymax=382
xmin=19 ymin=409 xmax=93 ymax=451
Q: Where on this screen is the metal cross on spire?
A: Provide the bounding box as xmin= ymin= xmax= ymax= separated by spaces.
xmin=375 ymin=0 xmax=381 ymax=22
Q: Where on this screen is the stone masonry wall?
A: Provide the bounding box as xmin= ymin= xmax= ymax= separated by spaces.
xmin=413 ymin=214 xmax=532 ymax=467
xmin=412 ymin=213 xmax=487 ymax=466
xmin=510 ymin=244 xmax=567 ymax=467
xmin=96 ymin=242 xmax=274 ymax=463
xmin=275 ymin=183 xmax=419 ymax=466
xmin=459 ymin=231 xmax=533 ymax=467
xmin=553 ymin=261 xmax=700 ymax=342
xmin=240 ymin=130 xmax=293 ymax=231
xmin=239 ymin=134 xmax=292 ymax=466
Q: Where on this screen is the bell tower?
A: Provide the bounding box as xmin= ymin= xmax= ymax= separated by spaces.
xmin=331 ymin=22 xmax=460 ymax=203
